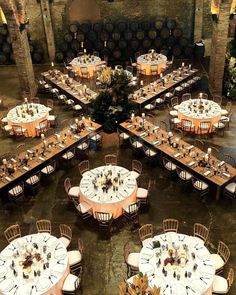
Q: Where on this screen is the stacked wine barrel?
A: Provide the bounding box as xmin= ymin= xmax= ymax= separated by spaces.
xmin=0 ymin=24 xmax=45 ymax=65
xmin=56 ymin=19 xmax=194 ymax=63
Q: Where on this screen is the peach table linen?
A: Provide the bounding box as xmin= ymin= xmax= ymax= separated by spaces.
xmin=70 ymin=56 xmax=102 ymax=78
xmin=79 ymin=165 xmax=137 ymax=218
xmin=137 ymin=53 xmax=167 ymax=75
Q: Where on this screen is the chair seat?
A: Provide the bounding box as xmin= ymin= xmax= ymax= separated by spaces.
xmin=58 ymin=236 xmax=70 ymax=248
xmin=62 ymin=273 xmax=79 ymax=292
xmin=193 ymin=180 xmax=208 ymax=191
xmin=137 ymin=188 xmax=148 ymax=199
xmin=179 ymin=171 xmax=192 ymax=180
xmin=69 ymin=186 xmax=80 ymax=198
xmin=165 ymin=161 xmax=176 ymax=171
xmin=182 ymin=122 xmax=195 ymax=129
xmin=123 ymin=202 xmax=138 ymax=213
xmin=221 ymin=116 xmax=229 ymax=122
xmin=171 ymin=118 xmax=181 ymax=124
xmin=175 ymin=86 xmax=183 ymax=91
xmin=66 ymin=99 xmax=74 ymax=105
xmin=214 ymin=122 xmax=225 ymax=129
xmin=48 ymin=115 xmax=55 ymax=121
xmin=173 ymin=105 xmax=180 ymax=110
xmin=132 ymin=141 xmax=143 ymax=149
xmin=77 ymin=142 xmax=89 ymax=150
xmin=127 ymin=252 xmax=140 ymax=268
xmin=62 ymin=151 xmax=75 ymax=160
xmin=144 ymin=104 xmax=155 ymax=110
xmin=58 ymin=94 xmax=66 ymax=100
xmin=212 ymin=275 xmax=228 ymax=293
xmin=26 ymin=175 xmax=40 ymax=185
xmin=1 ymin=117 xmax=7 ymax=123
xmin=77 ymin=202 xmax=92 ymax=214
xmin=91 ymin=134 xmax=101 ymax=141
xmin=68 ymin=250 xmax=82 ymax=266
xmin=41 ymin=165 xmax=55 ymax=175
xmin=9 ymin=185 xmax=23 ymax=196
xmin=119 ymin=132 xmax=129 ymax=140
xmin=142 ymin=237 xmax=153 ymax=247
xmin=130 ymin=171 xmax=140 ymax=179
xmin=144 ymin=149 xmax=157 ymax=157
xmin=51 ymin=88 xmax=58 ymax=93
xmin=169 ymin=110 xmax=178 ymax=117
xmin=165 ymin=92 xmax=173 ymax=98
xmin=74 ymin=104 xmax=82 ymax=110
xmin=4 ymin=125 xmax=12 ymax=131
xmin=156 ymin=98 xmax=164 ymax=104
xmin=221 ymin=110 xmax=228 ymax=116
xmin=225 ymin=182 xmax=236 ymax=194
xmin=211 ymin=253 xmax=225 ymax=270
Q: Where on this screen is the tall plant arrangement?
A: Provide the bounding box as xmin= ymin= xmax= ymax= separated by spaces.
xmin=223 ymin=40 xmax=236 ymax=100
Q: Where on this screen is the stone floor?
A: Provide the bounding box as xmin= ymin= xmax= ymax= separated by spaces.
xmin=0 ymin=62 xmax=235 ymax=295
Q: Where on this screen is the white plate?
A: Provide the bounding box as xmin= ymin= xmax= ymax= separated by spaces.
xmin=16 ymin=284 xmax=31 ymax=295
xmin=0 ymin=278 xmax=14 ymax=292
xmin=54 ymin=249 xmax=67 ymax=260
xmin=37 ymin=277 xmax=51 ymax=292
xmin=150 ymin=276 xmax=166 ymax=289
xmin=0 ymin=266 xmax=7 ymax=277
xmin=0 ymin=248 xmax=13 ymax=257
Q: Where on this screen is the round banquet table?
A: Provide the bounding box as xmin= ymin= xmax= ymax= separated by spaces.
xmin=7 ymin=103 xmax=51 ymax=138
xmin=0 ymin=233 xmax=69 ymax=295
xmin=139 ymin=232 xmax=215 ymax=295
xmin=79 ymin=165 xmax=137 ymax=219
xmin=137 ymin=53 xmax=167 ymax=75
xmin=70 ymin=55 xmax=102 ymax=78
xmin=177 ymin=99 xmax=222 ymax=134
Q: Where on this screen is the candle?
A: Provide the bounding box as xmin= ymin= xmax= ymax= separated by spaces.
xmin=51 ymin=61 xmax=54 ymax=67
xmin=43 ymin=140 xmax=47 ymax=147
xmin=84 ymin=48 xmax=86 ymax=53
xmin=142 ymin=113 xmax=145 ymax=118
xmin=204 ymin=154 xmax=209 ymax=162
xmin=41 ymin=133 xmax=45 ymax=139
xmin=131 ymin=113 xmax=135 ymax=121
xmin=182 ymin=62 xmax=185 ymax=67
xmin=81 ymin=41 xmax=84 ymax=48
xmin=160 ymin=73 xmax=163 ymax=78
xmin=104 ymin=41 xmax=107 ymax=47
xmin=168 ymin=131 xmax=173 ymax=137
xmin=207 ymin=148 xmax=212 ymax=154
xmin=82 ymin=116 xmax=85 ymax=121
xmin=189 ymin=64 xmax=191 ymax=69
xmin=75 ymin=118 xmax=79 ymax=124
xmin=199 ymin=93 xmax=203 ymax=99
xmin=24 ymin=97 xmax=28 ymax=103
xmin=140 ymin=80 xmax=143 ymax=86
xmin=2 ymin=158 xmax=7 ymax=165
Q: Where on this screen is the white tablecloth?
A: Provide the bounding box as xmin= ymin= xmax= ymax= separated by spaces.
xmin=0 ymin=233 xmax=69 ymax=295
xmin=137 ymin=53 xmax=167 ymax=75
xmin=70 ymin=55 xmax=102 ymax=78
xmin=79 ymin=165 xmax=137 ymax=218
xmin=139 ymin=232 xmax=215 ymax=295
xmin=7 ymin=103 xmax=51 ymax=137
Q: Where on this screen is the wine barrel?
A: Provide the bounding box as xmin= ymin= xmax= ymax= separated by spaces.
xmin=100 ymin=31 xmax=109 ymax=42
xmin=10 ymin=53 xmax=15 ymax=63
xmin=107 ymin=40 xmax=116 ymax=51
xmin=179 ymin=37 xmax=189 ymax=47
xmin=154 ymin=19 xmax=164 ymax=30
xmin=32 ymin=52 xmax=43 ymax=63
xmin=194 ymin=43 xmax=205 ymax=59
xmin=173 ymin=28 xmax=183 ymax=38
xmin=0 ymin=52 xmax=7 ymax=64
xmin=0 ymin=25 xmax=8 ymax=36
xmin=136 ymin=30 xmax=145 ymax=41
xmin=141 ymin=21 xmax=151 ymax=31
xmin=0 ymin=35 xmax=4 ymax=45
xmin=71 ymin=40 xmax=80 ymax=51
xmin=28 ymin=42 xmax=34 ymax=53
xmin=55 ymin=52 xmax=64 ymax=62
xmin=160 ymin=27 xmax=170 ymax=39
xmin=69 ymin=22 xmax=79 ymax=33
xmin=84 ymin=40 xmax=93 ymax=51
xmin=125 ymin=47 xmax=133 ymax=58
xmin=87 ymin=31 xmax=97 ymax=42
xmin=2 ymin=43 xmax=11 ymax=54
xmin=130 ymin=21 xmax=139 ymax=32
xmin=167 ymin=36 xmax=176 ymax=47
xmin=137 ymin=48 xmax=145 ymax=56
xmin=101 ymin=48 xmax=111 ymax=58
xmin=93 ymin=22 xmax=103 ymax=33
xmin=66 ymin=50 xmax=75 ymax=60
xmin=142 ymin=38 xmax=152 ymax=49
xmin=64 ymin=32 xmax=73 ymax=43
xmin=6 ymin=36 xmax=12 ymax=44
xmin=112 ymin=31 xmax=121 ymax=41
xmin=116 ymin=21 xmax=127 ymax=32
xmin=76 ymin=32 xmax=85 ymax=42
xmin=154 ymin=37 xmax=163 ymax=49
xmin=118 ymin=40 xmax=127 ymax=50
xmin=130 ymin=39 xmax=140 ymax=50
xmin=124 ymin=30 xmax=133 ymax=41
xmin=60 ymin=42 xmax=68 ymax=53
xmin=160 ymin=46 xmax=168 ymax=56
xmin=104 ymin=22 xmax=114 ymax=33
xmin=80 ymin=20 xmax=91 ymax=33
xmin=113 ymin=48 xmax=122 ymax=59
xmin=166 ymin=19 xmax=176 ymax=30
xmin=94 ymin=40 xmax=104 ymax=51
xmin=184 ymin=45 xmax=193 ymax=57
xmin=172 ymin=45 xmax=182 ymax=57
xmin=148 ymin=30 xmax=157 ymax=40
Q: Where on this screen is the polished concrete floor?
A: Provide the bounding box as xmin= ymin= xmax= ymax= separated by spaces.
xmin=0 ymin=63 xmax=235 ymax=295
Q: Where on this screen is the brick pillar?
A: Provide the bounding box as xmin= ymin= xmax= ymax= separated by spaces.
xmin=208 ymin=0 xmax=232 ymax=96
xmin=194 ymin=0 xmax=204 ymax=42
xmin=0 ymin=0 xmax=37 ymax=98
xmin=39 ymin=0 xmax=55 ymax=61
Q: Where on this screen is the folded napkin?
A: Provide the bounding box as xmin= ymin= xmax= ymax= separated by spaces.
xmin=222 ymin=172 xmax=231 ymax=178
xmin=23 ymin=166 xmax=29 ymax=171
xmin=11 ymin=158 xmax=17 ymax=163
xmin=204 ymin=170 xmax=211 ymax=176
xmin=153 ymin=126 xmax=159 ymax=131
xmin=187 ymin=145 xmax=194 ymax=150
xmin=58 ymin=144 xmax=65 ymax=148
xmin=174 ymin=153 xmax=181 ymax=158
xmin=188 ymin=161 xmax=196 ymax=167
xmin=153 ymin=140 xmax=160 ymax=145
xmin=127 ymin=124 xmax=133 ymax=129
xmin=27 ymin=149 xmax=34 ymax=154
xmin=74 ymin=135 xmax=80 ymax=140
xmin=141 ymin=96 xmax=147 ymax=100
xmin=217 ymin=161 xmax=225 ymax=167
xmin=39 ymin=156 xmax=45 ymax=161
xmin=140 ymin=132 xmax=148 ymax=137
xmin=5 ymin=176 xmax=11 ymax=182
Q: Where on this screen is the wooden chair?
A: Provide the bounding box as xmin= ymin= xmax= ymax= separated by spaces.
xmin=47 ymin=99 xmax=54 ymax=109
xmin=68 ymin=239 xmax=84 ymax=273
xmin=181 ymin=119 xmax=195 ymax=133
xmin=104 ymin=154 xmax=117 ymax=166
xmin=31 ymin=97 xmax=40 ymax=104
xmin=212 ymin=268 xmax=234 ymax=294
xmin=62 ymin=147 xmax=76 ymax=162
xmin=182 ymin=93 xmax=191 ymax=102
xmin=35 ymin=119 xmax=49 ymax=137
xmin=198 ymin=121 xmax=212 ymax=135
xmin=78 ymin=160 xmax=89 ymax=176
xmin=64 ymin=178 xmax=80 ymax=201
xmin=162 ymin=218 xmax=179 ymax=233
xmin=211 ymin=241 xmax=230 ymax=273
xmin=137 ymin=179 xmax=151 ymax=205
xmin=160 ymin=120 xmax=169 ymax=132
xmin=192 ymin=176 xmax=209 ymax=199
xmin=59 ymin=224 xmax=72 ymax=248
xmin=80 ymin=67 xmax=90 ymax=78
xmin=163 ymin=157 xmax=176 ymax=173
xmin=176 ymin=166 xmax=192 ymax=183
xmin=171 ymin=96 xmax=179 ymax=108
xmin=129 ymin=137 xmax=143 ymax=153
xmin=72 ymin=199 xmax=93 ymax=219
xmin=12 ymin=125 xmax=28 ymax=137
xmin=41 ymin=160 xmax=56 ymax=176
xmin=224 ymin=181 xmax=236 ymax=200
xmin=36 ymin=219 xmax=51 ymax=234
xmin=94 ymin=211 xmax=113 ymax=234
xmin=211 ymin=147 xmax=220 ymax=158
xmin=123 ymin=241 xmax=140 ymax=277
xmin=139 ymin=224 xmax=153 ymax=246
xmin=131 ymin=160 xmax=142 ymax=180
xmin=150 ymin=65 xmax=158 ymax=75
xmin=123 ymin=202 xmax=140 ymax=224
xmin=193 ymin=223 xmax=209 ymax=244
xmin=8 ymin=182 xmax=25 ymax=201
xmin=194 ymin=139 xmax=205 ymax=150
xmin=25 ymin=171 xmax=41 ymax=195
xmin=62 ymin=267 xmax=82 ymax=294
xmin=4 ymin=224 xmax=21 ymax=243
xmin=117 ymin=128 xmax=130 ymax=145
xmin=213 ymin=95 xmax=222 ymax=105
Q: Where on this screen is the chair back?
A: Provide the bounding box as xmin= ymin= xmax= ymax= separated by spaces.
xmin=176 ymin=166 xmax=188 ymax=180
xmin=160 ymin=120 xmax=169 ymax=131
xmin=128 ymin=202 xmax=139 ymax=214
xmin=12 ymin=125 xmax=24 ymax=136
xmin=81 ymin=67 xmax=88 ymax=74
xmin=163 ymin=218 xmax=179 ymax=233
xmin=32 ymin=97 xmax=40 ymax=104
xmin=95 ymin=211 xmax=111 ymax=223
xmin=47 ymin=99 xmax=54 ymax=109
xmin=139 ymin=224 xmax=153 ymax=242
xmin=78 ymin=160 xmax=89 ymax=176
xmin=181 ymin=119 xmax=193 ymax=131
xmin=123 ymin=242 xmax=131 ymax=262
xmin=227 ymin=268 xmax=234 ymax=290
xmin=132 ymin=160 xmax=142 ymax=174
xmin=182 ymin=93 xmax=191 ymax=101
xmin=39 ymin=119 xmax=49 ymax=131
xmin=211 ymin=147 xmax=219 ymax=158
xmin=150 ymin=65 xmax=158 ymax=72
xmin=226 ymin=101 xmax=232 ymax=113
xmin=213 ymin=95 xmax=222 ymax=105
xmin=78 ymin=238 xmax=84 ymax=255
xmin=171 ymin=96 xmax=178 ymax=107
xmin=105 ymin=154 xmax=117 ymax=166
xmin=200 ymin=93 xmax=208 ymax=100
xmin=126 ymin=66 xmax=133 ymax=73
xmin=194 ymin=139 xmax=205 ymax=150
xmin=93 ymin=51 xmax=99 ymax=57
xmin=218 ymin=241 xmax=230 ymax=264
xmin=199 ymin=121 xmax=211 ymax=133
xmin=16 ymin=143 xmax=26 ymax=154
xmin=4 ymin=224 xmax=21 ymax=243
xmin=36 ymin=219 xmax=51 ymax=234
xmin=193 ymin=223 xmax=209 ymax=243
xmin=64 ymin=178 xmax=72 ymax=196
xmin=60 ymin=224 xmax=72 ymax=240
xmin=223 ymin=154 xmax=236 ymax=168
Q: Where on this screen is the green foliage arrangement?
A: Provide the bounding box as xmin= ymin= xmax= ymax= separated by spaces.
xmin=223 ymin=40 xmax=236 ymax=100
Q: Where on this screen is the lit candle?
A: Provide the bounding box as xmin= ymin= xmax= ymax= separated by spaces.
xmin=189 ymin=64 xmax=191 ymax=69
xmin=142 ymin=113 xmax=145 ymax=118
xmin=43 ymin=140 xmax=47 ymax=147
xmin=82 ymin=116 xmax=85 ymax=121
xmin=51 ymin=61 xmax=54 ymax=67
xmin=41 ymin=133 xmax=45 ymax=140
xmin=75 ymin=118 xmax=79 ymax=124
xmin=84 ymin=48 xmax=86 ymax=53
xmin=168 ymin=131 xmax=173 ymax=137
xmin=160 ymin=73 xmax=163 ymax=78
xmin=131 ymin=113 xmax=135 ymax=121
xmin=182 ymin=62 xmax=185 ymax=67
xmin=81 ymin=42 xmax=84 ymax=48
xmin=140 ymin=80 xmax=143 ymax=86
xmin=2 ymin=158 xmax=7 ymax=165
xmin=104 ymin=41 xmax=107 ymax=47
xmin=24 ymin=97 xmax=28 ymax=103
xmin=207 ymin=148 xmax=212 ymax=154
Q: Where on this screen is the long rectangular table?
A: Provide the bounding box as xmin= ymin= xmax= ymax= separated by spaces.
xmin=120 ymin=116 xmax=236 ymax=200
xmin=131 ymin=67 xmax=198 ymax=108
xmin=41 ymin=70 xmax=98 ymax=108
xmin=0 ymin=118 xmax=101 ymax=191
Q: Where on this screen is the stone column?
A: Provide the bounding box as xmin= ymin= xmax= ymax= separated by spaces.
xmin=194 ymin=0 xmax=204 ymax=42
xmin=0 ymin=0 xmax=37 ymax=98
xmin=208 ymin=0 xmax=232 ymax=96
xmin=39 ymin=0 xmax=55 ymax=61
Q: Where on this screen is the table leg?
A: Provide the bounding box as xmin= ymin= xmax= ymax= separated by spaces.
xmin=216 ymin=186 xmax=221 ymax=201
